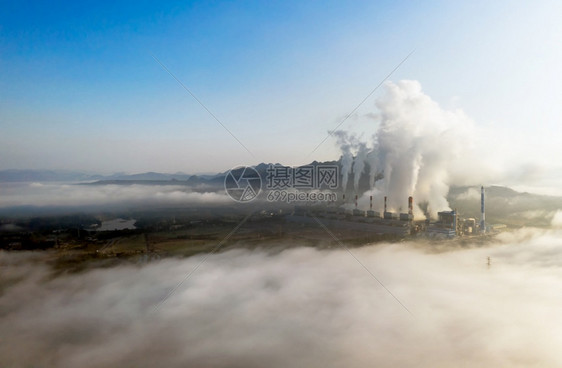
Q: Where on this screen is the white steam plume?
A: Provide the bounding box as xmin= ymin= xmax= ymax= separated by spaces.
xmin=336 ymin=80 xmax=474 ymax=218
xmin=353 ymin=142 xmax=368 ymax=193
xmin=334 ymin=131 xmax=355 ymax=192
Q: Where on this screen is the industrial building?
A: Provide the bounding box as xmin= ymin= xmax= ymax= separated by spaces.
xmin=289 ymin=195 xmax=416 ymax=237
xmin=426 ymin=210 xmax=458 ymax=238
xmin=289 ymin=185 xmax=496 ymax=239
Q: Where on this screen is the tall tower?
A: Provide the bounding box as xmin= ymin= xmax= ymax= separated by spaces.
xmin=453 ymin=209 xmax=457 ymax=235
xmin=408 ymin=196 xmax=413 ymax=216
xmin=480 ymin=186 xmax=486 ymax=233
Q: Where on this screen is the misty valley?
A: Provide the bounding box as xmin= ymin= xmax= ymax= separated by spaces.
xmin=3 ymin=2 xmax=562 ymax=365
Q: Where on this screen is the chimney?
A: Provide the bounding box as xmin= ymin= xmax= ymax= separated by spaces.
xmin=453 ymin=209 xmax=458 ymax=235
xmin=355 ymin=195 xmax=358 ymax=209
xmin=408 ymin=196 xmax=413 ymax=216
xmin=480 ymin=186 xmax=486 ymax=233
xmin=384 ymin=196 xmax=387 ymax=213
xmin=370 ymin=195 xmax=373 ymax=210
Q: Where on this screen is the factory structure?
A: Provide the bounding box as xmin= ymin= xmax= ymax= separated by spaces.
xmin=425 ymin=186 xmax=490 ymax=237
xmin=289 ymin=186 xmax=493 ymax=239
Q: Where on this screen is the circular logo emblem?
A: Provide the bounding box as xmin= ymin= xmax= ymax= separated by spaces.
xmin=224 ymin=166 xmax=262 ymax=202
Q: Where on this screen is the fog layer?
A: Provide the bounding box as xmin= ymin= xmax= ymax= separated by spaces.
xmin=0 ymin=182 xmax=229 ymax=208
xmin=1 ymin=229 xmax=561 ymax=367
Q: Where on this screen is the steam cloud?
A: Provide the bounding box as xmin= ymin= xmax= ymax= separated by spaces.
xmin=337 ymin=80 xmax=475 ymax=218
xmin=334 ymin=131 xmax=355 ymax=193
xmin=1 ymin=229 xmax=562 ymax=367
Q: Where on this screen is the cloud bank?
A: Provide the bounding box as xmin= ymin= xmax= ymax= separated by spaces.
xmin=1 ymin=229 xmax=562 ymax=367
xmin=0 ymin=183 xmax=229 ymax=208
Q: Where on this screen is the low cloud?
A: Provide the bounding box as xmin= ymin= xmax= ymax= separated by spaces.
xmin=0 ymin=183 xmax=229 ymax=208
xmin=1 ymin=229 xmax=562 ymax=367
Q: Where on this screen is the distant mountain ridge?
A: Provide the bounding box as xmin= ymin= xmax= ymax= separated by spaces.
xmin=0 ymin=162 xmax=341 ymax=185
xmin=0 ymin=169 xmax=217 ymax=183
xmin=0 ymin=169 xmax=97 ymax=182
xmin=84 ymin=161 xmax=342 ymax=187
xmin=3 ymin=168 xmax=561 ymax=227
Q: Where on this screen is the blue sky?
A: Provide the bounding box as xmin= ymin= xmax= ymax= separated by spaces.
xmin=1 ymin=0 xmax=561 ymax=177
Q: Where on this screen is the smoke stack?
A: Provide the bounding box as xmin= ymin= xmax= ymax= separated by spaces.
xmin=480 ymin=186 xmax=485 ymax=233
xmin=343 ymin=193 xmax=346 ymax=202
xmin=355 ymin=195 xmax=358 ymax=209
xmin=453 ymin=208 xmax=458 ymax=235
xmin=384 ymin=196 xmax=387 ymax=213
xmin=370 ymin=195 xmax=373 ymax=210
xmin=408 ymin=196 xmax=413 ymax=216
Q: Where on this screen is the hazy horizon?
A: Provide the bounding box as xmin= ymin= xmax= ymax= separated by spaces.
xmin=2 ymin=2 xmax=562 ymax=367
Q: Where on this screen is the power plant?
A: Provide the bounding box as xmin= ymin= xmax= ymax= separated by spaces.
xmin=289 ymin=186 xmax=494 ymax=239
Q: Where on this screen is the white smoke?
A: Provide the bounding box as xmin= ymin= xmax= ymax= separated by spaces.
xmin=352 ymin=142 xmax=368 ymax=192
xmin=366 ymin=148 xmax=380 ymax=190
xmin=333 ymin=131 xmax=369 ymax=194
xmin=334 ymin=131 xmax=355 ymax=192
xmin=1 ymin=229 xmax=562 ymax=367
xmin=336 ymin=80 xmax=475 ymax=218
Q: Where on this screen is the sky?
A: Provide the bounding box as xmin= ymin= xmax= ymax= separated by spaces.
xmin=1 ymin=0 xmax=561 ymax=178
